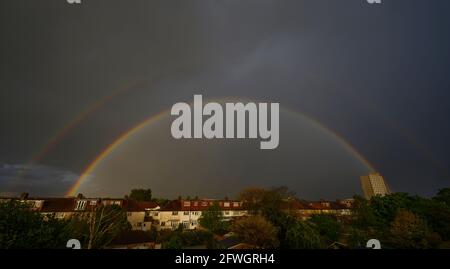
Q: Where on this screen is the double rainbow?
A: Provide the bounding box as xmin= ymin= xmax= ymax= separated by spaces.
xmin=65 ymin=97 xmax=376 ymax=197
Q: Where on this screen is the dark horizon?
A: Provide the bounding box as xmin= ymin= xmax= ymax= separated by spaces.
xmin=1 ymin=0 xmax=450 ymax=199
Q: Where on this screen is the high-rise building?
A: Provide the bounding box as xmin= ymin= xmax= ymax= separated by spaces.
xmin=360 ymin=173 xmax=390 ymax=199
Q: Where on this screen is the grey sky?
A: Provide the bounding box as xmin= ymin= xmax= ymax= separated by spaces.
xmin=1 ymin=0 xmax=449 ymax=198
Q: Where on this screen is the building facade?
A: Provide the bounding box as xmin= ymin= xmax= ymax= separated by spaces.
xmin=360 ymin=172 xmax=390 ymax=199
xmin=150 ymin=199 xmax=247 ymax=230
xmin=0 ymin=194 xmax=354 ymax=230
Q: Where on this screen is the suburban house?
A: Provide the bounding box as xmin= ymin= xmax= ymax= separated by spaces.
xmin=0 ymin=193 xmax=160 ymax=231
xmin=0 ymin=193 xmax=354 ymax=230
xmin=282 ymin=198 xmax=353 ymax=220
xmin=150 ymin=199 xmax=247 ymax=230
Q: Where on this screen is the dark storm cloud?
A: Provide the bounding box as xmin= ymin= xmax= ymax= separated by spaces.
xmin=0 ymin=164 xmax=78 ymax=197
xmin=0 ymin=0 xmax=449 ymax=197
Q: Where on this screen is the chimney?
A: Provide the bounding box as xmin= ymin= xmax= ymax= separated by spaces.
xmin=20 ymin=192 xmax=29 ymax=200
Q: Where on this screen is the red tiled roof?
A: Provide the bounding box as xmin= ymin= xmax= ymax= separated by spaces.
xmin=283 ymin=199 xmax=312 ymax=210
xmin=308 ymin=201 xmax=348 ymax=210
xmin=160 ymin=200 xmax=182 ymax=211
xmin=281 ymin=199 xmax=351 ymax=211
xmin=2 ymin=195 xmax=351 ymax=213
xmin=41 ymin=198 xmax=76 ymax=212
xmin=160 ymin=199 xmax=243 ymax=211
xmin=124 ymin=200 xmax=159 ymax=211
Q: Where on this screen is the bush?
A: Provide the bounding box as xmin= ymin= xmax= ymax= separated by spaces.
xmin=0 ymin=201 xmax=72 ymax=249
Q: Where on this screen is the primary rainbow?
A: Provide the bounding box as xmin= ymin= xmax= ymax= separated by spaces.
xmin=65 ymin=109 xmax=169 ymax=197
xmin=66 ymin=97 xmax=375 ymax=197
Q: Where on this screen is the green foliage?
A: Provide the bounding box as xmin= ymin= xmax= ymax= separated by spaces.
xmin=348 ymin=228 xmax=369 ymax=249
xmin=0 ymin=201 xmax=72 ymax=249
xmin=240 ymin=186 xmax=326 ymax=249
xmin=239 ymin=186 xmax=293 ymax=216
xmin=230 ymin=215 xmax=279 ymax=249
xmin=163 ymin=233 xmax=184 ymax=249
xmin=162 ymin=230 xmax=215 ymax=249
xmin=351 ymin=195 xmax=378 ymax=229
xmin=152 ymin=198 xmax=170 ymax=207
xmin=149 ymin=225 xmax=159 ymax=242
xmin=238 ymin=187 xmax=267 ymax=215
xmin=433 ymin=188 xmax=450 ymax=207
xmin=351 ymin=191 xmax=450 ymax=248
xmin=282 ymin=215 xmax=324 ymax=249
xmin=309 ymin=214 xmax=342 ymax=243
xmin=419 ymin=200 xmax=450 ymax=241
xmin=199 ymin=202 xmax=227 ymax=234
xmin=263 ymin=210 xmax=324 ymax=249
xmin=388 ymin=210 xmax=435 ymax=249
xmin=129 ymin=189 xmax=152 ymax=201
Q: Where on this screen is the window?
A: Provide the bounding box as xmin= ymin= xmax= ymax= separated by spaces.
xmin=127 ymin=212 xmax=132 ymax=217
xmin=172 ymin=211 xmax=178 ymax=215
xmin=183 ymin=201 xmax=191 ymax=207
xmin=75 ymin=200 xmax=87 ymax=211
xmin=153 ymin=212 xmax=159 ymax=216
xmin=224 ymin=211 xmax=230 ymax=215
xmin=182 ymin=221 xmax=189 ymax=229
xmin=201 ymin=201 xmax=208 ymax=207
xmin=224 ymin=202 xmax=230 ymax=207
xmin=193 ymin=202 xmax=198 ymax=206
xmin=35 ymin=200 xmax=43 ymax=208
xmin=89 ymin=200 xmax=97 ymax=206
xmin=183 ymin=211 xmax=189 ymax=215
xmin=171 ymin=221 xmax=179 ymax=229
xmin=161 ymin=222 xmax=165 ymax=227
xmin=233 ymin=202 xmax=239 ymax=207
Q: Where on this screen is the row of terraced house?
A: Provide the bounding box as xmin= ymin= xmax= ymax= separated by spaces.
xmin=0 ymin=193 xmax=353 ymax=231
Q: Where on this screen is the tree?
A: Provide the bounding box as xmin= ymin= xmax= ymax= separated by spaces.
xmin=152 ymin=198 xmax=170 ymax=207
xmin=161 ymin=230 xmax=215 ymax=249
xmin=239 ymin=186 xmax=294 ymax=217
xmin=259 ymin=209 xmax=325 ymax=249
xmin=420 ymin=200 xmax=450 ymax=241
xmin=309 ymin=214 xmax=342 ymax=243
xmin=199 ymin=202 xmax=226 ymax=234
xmin=0 ymin=200 xmax=72 ymax=249
xmin=238 ymin=186 xmax=326 ymax=249
xmin=348 ymin=228 xmax=369 ymax=249
xmin=230 ymin=215 xmax=279 ymax=249
xmin=238 ymin=187 xmax=267 ymax=214
xmin=351 ymin=194 xmax=417 ymax=240
xmin=129 ymin=189 xmax=152 ymax=201
xmin=433 ymin=188 xmax=450 ymax=207
xmin=389 ymin=210 xmax=432 ymax=249
xmin=163 ymin=233 xmax=184 ymax=249
xmin=282 ymin=216 xmax=324 ymax=249
xmin=72 ymin=205 xmax=130 ymax=249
